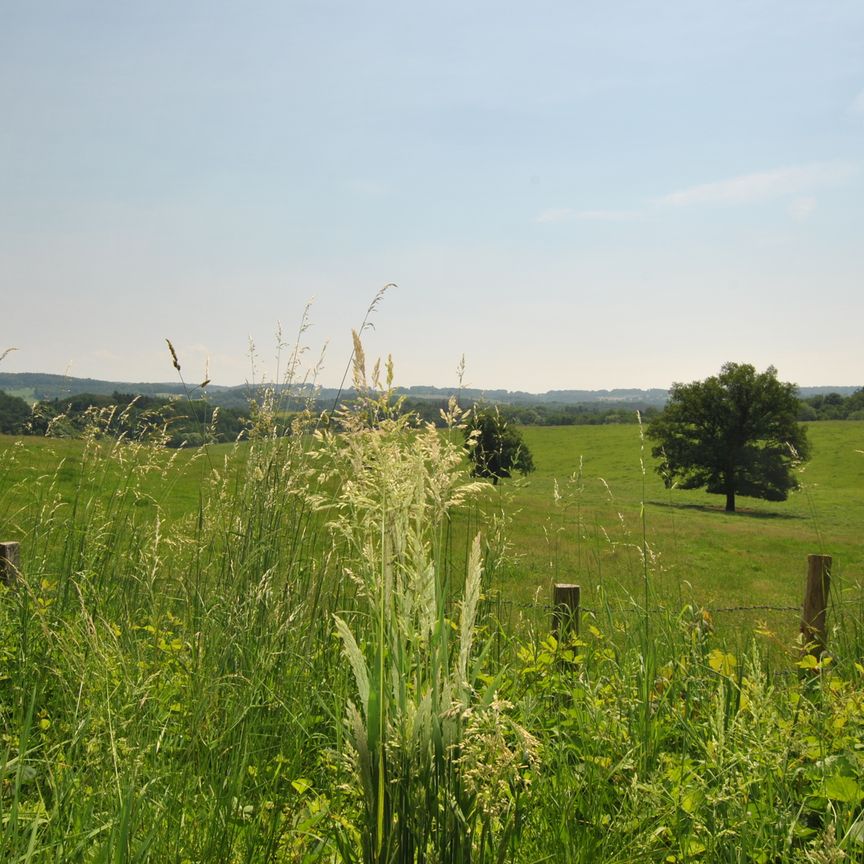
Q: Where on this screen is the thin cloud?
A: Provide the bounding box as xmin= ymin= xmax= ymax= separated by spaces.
xmin=534 ymin=208 xmax=641 ymax=224
xmin=789 ymin=197 xmax=816 ymax=222
xmin=349 ymin=179 xmax=389 ymax=197
xmin=535 ymin=207 xmax=575 ymax=224
xmin=850 ymin=89 xmax=864 ymax=116
xmin=658 ymin=162 xmax=858 ymax=208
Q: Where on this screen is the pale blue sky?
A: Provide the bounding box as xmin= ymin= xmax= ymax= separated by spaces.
xmin=2 ymin=1 xmax=862 ymax=390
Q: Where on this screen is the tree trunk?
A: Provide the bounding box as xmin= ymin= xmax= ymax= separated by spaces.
xmin=724 ymin=467 xmax=736 ymax=512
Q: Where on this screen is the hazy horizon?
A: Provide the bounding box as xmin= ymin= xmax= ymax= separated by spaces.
xmin=3 ymin=2 xmax=862 ymax=392
xmin=1 ymin=363 xmax=859 ymax=396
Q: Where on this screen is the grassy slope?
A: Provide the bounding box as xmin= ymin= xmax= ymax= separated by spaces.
xmin=0 ymin=436 xmax=236 ymax=533
xmin=2 ymin=421 xmax=861 ymax=630
xmin=2 ymin=421 xmax=863 ymax=861
xmin=472 ymin=421 xmax=864 ymax=640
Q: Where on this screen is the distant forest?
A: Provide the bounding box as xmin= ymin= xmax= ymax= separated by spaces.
xmin=0 ymin=390 xmax=248 ymax=446
xmin=1 ymin=384 xmax=863 ymax=441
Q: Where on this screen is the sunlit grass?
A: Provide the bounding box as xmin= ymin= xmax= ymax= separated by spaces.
xmin=1 ymin=402 xmax=862 ymax=861
xmin=496 ymin=422 xmax=864 ymax=623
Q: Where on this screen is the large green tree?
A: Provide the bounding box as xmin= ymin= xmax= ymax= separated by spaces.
xmin=464 ymin=407 xmax=535 ymax=484
xmin=648 ymin=363 xmax=810 ymax=512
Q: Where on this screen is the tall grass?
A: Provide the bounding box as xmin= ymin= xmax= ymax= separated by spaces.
xmin=0 ymin=367 xmax=342 ymax=861
xmin=1 ymin=349 xmax=863 ymax=862
xmin=321 ymin=352 xmax=537 ymax=862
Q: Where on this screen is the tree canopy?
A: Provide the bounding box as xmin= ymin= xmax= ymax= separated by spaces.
xmin=26 ymin=392 xmax=249 ymax=446
xmin=798 ymin=387 xmax=864 ymax=421
xmin=464 ymin=407 xmax=535 ymax=485
xmin=648 ymin=363 xmax=810 ymax=512
xmin=0 ymin=390 xmax=31 ymax=434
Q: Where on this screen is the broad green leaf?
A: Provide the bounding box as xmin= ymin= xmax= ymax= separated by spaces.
xmin=824 ymin=773 xmax=863 ymax=803
xmin=708 ymin=649 xmax=737 ymax=676
xmin=683 ymin=838 xmax=707 ymax=856
xmin=680 ymin=788 xmax=704 ymax=815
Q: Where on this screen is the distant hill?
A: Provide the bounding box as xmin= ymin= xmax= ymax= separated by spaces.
xmin=798 ymin=386 xmax=862 ymax=398
xmin=0 ymin=372 xmax=859 ymax=411
xmin=0 ymin=372 xmax=219 ymax=402
xmin=394 ymin=385 xmax=672 ymax=406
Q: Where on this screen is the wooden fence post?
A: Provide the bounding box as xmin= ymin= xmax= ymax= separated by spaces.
xmin=801 ymin=554 xmax=831 ymax=657
xmin=552 ymin=583 xmax=580 ymax=641
xmin=1 ymin=541 xmax=20 ymax=588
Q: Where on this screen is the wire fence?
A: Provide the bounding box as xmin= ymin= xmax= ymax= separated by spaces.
xmin=478 ymin=555 xmax=862 ymax=655
xmin=481 ymin=597 xmax=863 ymax=617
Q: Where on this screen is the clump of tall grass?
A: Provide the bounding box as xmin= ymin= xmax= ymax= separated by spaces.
xmin=0 ymin=334 xmax=343 ymax=862
xmin=319 ymin=342 xmax=537 ymax=862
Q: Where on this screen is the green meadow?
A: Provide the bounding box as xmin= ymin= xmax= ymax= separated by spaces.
xmin=2 ymin=420 xmax=862 ymax=634
xmin=2 ymin=412 xmax=863 ymax=862
xmin=489 ymin=421 xmax=864 ymax=629
xmin=0 ymin=433 xmax=229 ymax=527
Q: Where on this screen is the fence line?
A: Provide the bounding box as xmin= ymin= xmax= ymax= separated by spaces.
xmin=3 ymin=539 xmax=857 ymax=656
xmin=481 ymin=597 xmax=862 ymax=615
xmin=480 ymin=554 xmax=857 ymax=658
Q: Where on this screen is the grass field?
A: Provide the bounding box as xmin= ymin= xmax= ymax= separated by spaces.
xmin=483 ymin=421 xmax=864 ymax=637
xmin=3 ymin=420 xmax=862 ymax=630
xmin=2 ymin=416 xmax=863 ymax=861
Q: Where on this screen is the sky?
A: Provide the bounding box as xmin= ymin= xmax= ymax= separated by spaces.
xmin=1 ymin=1 xmax=862 ymax=392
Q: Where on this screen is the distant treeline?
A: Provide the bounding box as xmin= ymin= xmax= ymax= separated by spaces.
xmin=0 ymin=391 xmax=247 ymax=446
xmin=1 ymin=387 xmax=862 ymax=442
xmin=402 ymin=390 xmax=864 ymax=426
xmin=798 ymin=389 xmax=864 ymax=421
xmin=0 ymin=390 xmax=663 ymax=439
xmin=396 ymin=398 xmax=662 ymax=427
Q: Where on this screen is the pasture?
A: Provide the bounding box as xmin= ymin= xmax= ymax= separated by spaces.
xmin=2 ymin=420 xmax=862 ymax=638
xmin=488 ymin=421 xmax=864 ymax=637
xmin=1 ymin=414 xmax=863 ymax=862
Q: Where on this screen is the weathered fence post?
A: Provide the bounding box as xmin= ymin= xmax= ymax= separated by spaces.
xmin=0 ymin=541 xmax=20 ymax=588
xmin=552 ymin=583 xmax=580 ymax=641
xmin=801 ymin=554 xmax=831 ymax=657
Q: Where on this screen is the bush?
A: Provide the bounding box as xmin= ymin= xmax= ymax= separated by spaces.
xmin=0 ymin=390 xmax=30 ymax=434
xmin=465 ymin=407 xmax=535 ymax=485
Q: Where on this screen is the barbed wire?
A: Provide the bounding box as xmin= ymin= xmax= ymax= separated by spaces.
xmin=480 ymin=595 xmax=863 ymax=616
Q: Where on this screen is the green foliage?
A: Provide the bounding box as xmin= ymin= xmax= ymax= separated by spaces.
xmin=0 ymin=389 xmax=30 ymax=434
xmin=26 ymin=391 xmax=249 ymax=446
xmin=511 ymin=618 xmax=864 ymax=863
xmin=497 ymin=402 xmax=660 ymax=427
xmin=465 ymin=407 xmax=536 ymax=485
xmin=397 ymin=397 xmax=660 ymax=428
xmin=800 ymin=387 xmax=864 ymax=421
xmin=0 ymin=396 xmax=336 ymax=863
xmin=2 ymin=370 xmax=864 ymax=861
xmin=649 ymin=363 xmax=811 ymax=512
